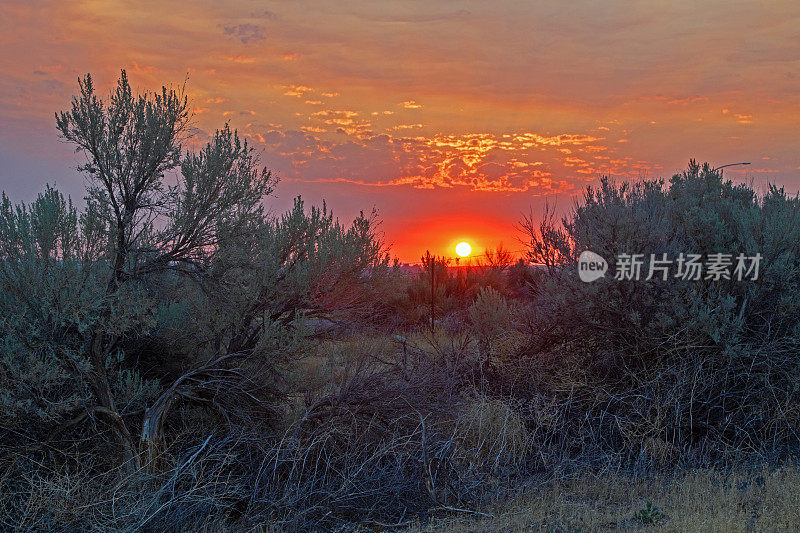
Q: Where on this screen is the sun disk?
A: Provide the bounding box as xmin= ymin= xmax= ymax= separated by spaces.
xmin=455 ymin=241 xmax=472 ymax=257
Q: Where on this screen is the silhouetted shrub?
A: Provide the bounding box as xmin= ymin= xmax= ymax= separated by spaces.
xmin=514 ymin=160 xmax=800 ymax=459
xmin=4 ymin=70 xmax=800 ymax=530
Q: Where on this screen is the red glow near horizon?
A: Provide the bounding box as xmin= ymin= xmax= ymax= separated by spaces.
xmin=384 ymin=213 xmax=522 ymax=264
xmin=1 ymin=1 xmax=799 ymax=263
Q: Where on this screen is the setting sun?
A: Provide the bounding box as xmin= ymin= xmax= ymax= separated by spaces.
xmin=455 ymin=241 xmax=472 ymax=258
xmin=4 ymin=2 xmax=800 ymax=528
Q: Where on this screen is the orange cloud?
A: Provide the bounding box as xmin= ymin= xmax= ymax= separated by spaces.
xmin=2 ymin=0 xmax=800 ymax=262
xmin=282 ymin=84 xmax=313 ymax=97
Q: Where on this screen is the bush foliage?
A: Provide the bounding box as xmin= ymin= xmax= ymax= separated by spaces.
xmin=2 ymin=71 xmax=800 ymax=531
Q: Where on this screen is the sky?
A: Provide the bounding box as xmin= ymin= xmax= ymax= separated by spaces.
xmin=1 ymin=1 xmax=799 ymax=262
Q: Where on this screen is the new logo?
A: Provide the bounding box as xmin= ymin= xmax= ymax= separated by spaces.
xmin=578 ymin=250 xmax=607 ymax=282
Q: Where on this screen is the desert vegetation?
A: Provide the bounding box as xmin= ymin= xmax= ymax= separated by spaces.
xmin=2 ymin=71 xmax=800 ymax=531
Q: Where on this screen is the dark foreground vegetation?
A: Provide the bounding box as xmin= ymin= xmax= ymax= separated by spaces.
xmin=2 ymin=72 xmax=800 ymax=531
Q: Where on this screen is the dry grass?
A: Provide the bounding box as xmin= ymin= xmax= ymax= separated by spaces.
xmin=5 ymin=329 xmax=800 ymax=531
xmin=448 ymin=396 xmax=530 ymax=471
xmin=491 ymin=330 xmax=532 ymax=361
xmin=412 ymin=465 xmax=800 ymax=532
